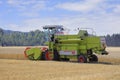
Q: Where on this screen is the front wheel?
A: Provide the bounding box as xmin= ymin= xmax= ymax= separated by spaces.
xmin=44 ymin=51 xmax=54 ymax=60
xmin=78 ymin=55 xmax=87 ymax=63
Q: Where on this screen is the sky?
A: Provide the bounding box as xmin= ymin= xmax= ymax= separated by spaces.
xmin=0 ymin=0 xmax=120 ymax=35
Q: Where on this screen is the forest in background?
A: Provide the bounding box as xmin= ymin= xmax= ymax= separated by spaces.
xmin=0 ymin=28 xmax=120 ymax=46
xmin=106 ymin=34 xmax=120 ymax=46
xmin=0 ymin=28 xmax=45 ymax=46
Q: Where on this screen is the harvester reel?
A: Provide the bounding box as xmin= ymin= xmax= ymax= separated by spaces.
xmin=24 ymin=47 xmax=31 ymax=58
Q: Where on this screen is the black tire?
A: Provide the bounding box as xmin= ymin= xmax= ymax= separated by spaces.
xmin=41 ymin=52 xmax=45 ymax=60
xmin=89 ymin=54 xmax=98 ymax=62
xmin=53 ymin=49 xmax=60 ymax=61
xmin=78 ymin=54 xmax=87 ymax=63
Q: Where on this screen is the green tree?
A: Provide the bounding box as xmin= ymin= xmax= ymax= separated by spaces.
xmin=0 ymin=28 xmax=4 ymax=46
xmin=106 ymin=34 xmax=120 ymax=46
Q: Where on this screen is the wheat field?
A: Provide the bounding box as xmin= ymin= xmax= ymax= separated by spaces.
xmin=0 ymin=47 xmax=120 ymax=80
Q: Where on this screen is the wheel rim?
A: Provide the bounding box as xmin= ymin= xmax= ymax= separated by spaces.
xmin=79 ymin=57 xmax=84 ymax=63
xmin=45 ymin=51 xmax=53 ymax=60
xmin=78 ymin=55 xmax=87 ymax=63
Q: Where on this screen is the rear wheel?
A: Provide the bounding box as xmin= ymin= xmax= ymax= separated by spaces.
xmin=78 ymin=54 xmax=87 ymax=63
xmin=89 ymin=54 xmax=98 ymax=62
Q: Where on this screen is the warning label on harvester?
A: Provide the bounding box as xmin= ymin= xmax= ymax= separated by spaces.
xmin=59 ymin=50 xmax=77 ymax=55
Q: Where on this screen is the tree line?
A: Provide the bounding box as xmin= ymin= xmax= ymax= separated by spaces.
xmin=0 ymin=28 xmax=46 ymax=46
xmin=105 ymin=34 xmax=120 ymax=47
xmin=0 ymin=28 xmax=120 ymax=46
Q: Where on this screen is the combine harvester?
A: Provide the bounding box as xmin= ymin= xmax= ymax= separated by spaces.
xmin=24 ymin=25 xmax=108 ymax=63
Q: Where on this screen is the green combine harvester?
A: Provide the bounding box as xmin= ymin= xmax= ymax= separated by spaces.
xmin=24 ymin=25 xmax=108 ymax=63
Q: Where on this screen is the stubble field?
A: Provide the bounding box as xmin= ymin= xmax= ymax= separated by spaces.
xmin=0 ymin=47 xmax=120 ymax=80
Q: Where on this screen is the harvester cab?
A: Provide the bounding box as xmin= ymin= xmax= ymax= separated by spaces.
xmin=43 ymin=25 xmax=64 ymax=42
xmin=43 ymin=25 xmax=64 ymax=34
xmin=24 ymin=25 xmax=108 ymax=63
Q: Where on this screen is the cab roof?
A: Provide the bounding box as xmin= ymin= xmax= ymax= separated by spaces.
xmin=43 ymin=25 xmax=64 ymax=30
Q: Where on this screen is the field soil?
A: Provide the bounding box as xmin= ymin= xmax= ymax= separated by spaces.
xmin=0 ymin=47 xmax=120 ymax=80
